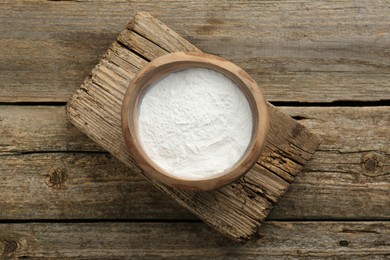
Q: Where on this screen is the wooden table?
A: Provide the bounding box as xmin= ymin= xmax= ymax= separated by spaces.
xmin=1 ymin=1 xmax=389 ymax=258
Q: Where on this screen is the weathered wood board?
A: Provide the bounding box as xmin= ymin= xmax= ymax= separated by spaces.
xmin=1 ymin=222 xmax=389 ymax=258
xmin=66 ymin=12 xmax=320 ymax=241
xmin=1 ymin=1 xmax=389 ymax=103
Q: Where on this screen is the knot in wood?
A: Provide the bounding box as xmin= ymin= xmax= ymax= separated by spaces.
xmin=0 ymin=237 xmax=18 ymax=257
xmin=364 ymin=158 xmax=377 ymax=171
xmin=361 ymin=153 xmax=382 ymax=174
xmin=47 ymin=167 xmax=67 ymax=188
xmin=338 ymin=240 xmax=349 ymax=247
xmin=291 ymin=124 xmax=304 ymax=139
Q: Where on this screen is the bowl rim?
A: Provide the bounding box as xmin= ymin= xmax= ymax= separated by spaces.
xmin=121 ymin=52 xmax=269 ymax=191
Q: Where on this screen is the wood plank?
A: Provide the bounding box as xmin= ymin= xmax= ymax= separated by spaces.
xmin=273 ymin=106 xmax=390 ymax=220
xmin=0 ymin=106 xmax=100 ymax=154
xmin=66 ymin=12 xmax=321 ymax=242
xmin=1 ymin=1 xmax=389 ymax=102
xmin=0 ymin=106 xmax=388 ymax=220
xmin=0 ymin=152 xmax=191 ymax=220
xmin=2 ymin=106 xmax=389 ymax=155
xmin=0 ymin=222 xmax=389 ymax=258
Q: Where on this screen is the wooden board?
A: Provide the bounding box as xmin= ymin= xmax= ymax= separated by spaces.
xmin=1 ymin=1 xmax=389 ymax=103
xmin=66 ymin=12 xmax=321 ymax=242
xmin=0 ymin=222 xmax=389 ymax=258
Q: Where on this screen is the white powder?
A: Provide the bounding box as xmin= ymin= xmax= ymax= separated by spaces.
xmin=138 ymin=68 xmax=253 ymax=180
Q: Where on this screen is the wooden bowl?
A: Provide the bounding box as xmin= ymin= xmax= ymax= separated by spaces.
xmin=122 ymin=52 xmax=269 ymax=191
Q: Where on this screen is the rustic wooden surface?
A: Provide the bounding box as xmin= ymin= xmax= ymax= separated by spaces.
xmin=0 ymin=0 xmax=389 ymax=258
xmin=0 ymin=106 xmax=388 ymax=220
xmin=1 ymin=1 xmax=389 ymax=103
xmin=0 ymin=222 xmax=389 ymax=259
xmin=66 ymin=12 xmax=321 ymax=242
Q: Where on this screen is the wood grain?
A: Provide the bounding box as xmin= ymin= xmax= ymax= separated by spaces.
xmin=0 ymin=152 xmax=189 ymax=220
xmin=1 ymin=105 xmax=388 ymax=220
xmin=0 ymin=106 xmax=101 ymax=154
xmin=66 ymin=12 xmax=321 ymax=242
xmin=0 ymin=1 xmax=389 ymax=102
xmin=0 ymin=222 xmax=389 ymax=258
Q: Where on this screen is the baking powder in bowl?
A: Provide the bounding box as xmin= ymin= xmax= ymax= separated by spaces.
xmin=138 ymin=68 xmax=253 ymax=180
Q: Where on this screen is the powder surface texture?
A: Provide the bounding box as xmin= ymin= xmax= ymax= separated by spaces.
xmin=138 ymin=68 xmax=253 ymax=180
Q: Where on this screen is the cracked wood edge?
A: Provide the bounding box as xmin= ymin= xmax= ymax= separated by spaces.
xmin=66 ymin=12 xmax=320 ymax=242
